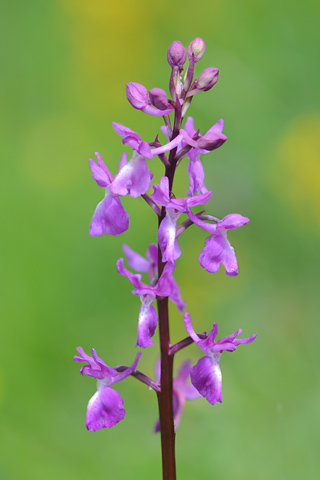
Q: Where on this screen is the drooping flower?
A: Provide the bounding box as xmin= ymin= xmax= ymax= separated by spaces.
xmin=116 ymin=258 xmax=174 ymax=348
xmin=184 ymin=313 xmax=256 ymax=405
xmin=122 ymin=243 xmax=185 ymax=312
xmin=89 ymin=153 xmax=129 ymax=236
xmin=74 ymin=348 xmax=141 ymax=431
xmin=154 ymin=358 xmax=201 ymax=432
xmin=90 ymin=152 xmax=153 ymax=236
xmin=151 ymin=176 xmax=212 ymax=263
xmin=187 ymin=209 xmax=250 ymax=276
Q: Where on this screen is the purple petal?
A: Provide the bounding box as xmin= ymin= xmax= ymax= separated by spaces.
xmin=90 ymin=191 xmax=129 ymax=236
xmin=112 ymin=122 xmax=136 ymax=137
xmin=112 ymin=352 xmax=141 ymax=384
xmin=168 ymin=276 xmax=185 ymax=312
xmin=79 ymin=365 xmax=105 ymax=380
xmin=136 ymin=298 xmax=158 ymax=348
xmin=118 ymin=152 xmax=128 ymax=171
xmin=199 ymin=234 xmax=238 ymax=276
xmin=190 ymin=355 xmax=223 ymax=405
xmin=233 ymin=333 xmax=257 ymax=346
xmin=151 ymin=134 xmax=183 ymax=156
xmin=151 ymin=176 xmax=170 ymax=206
xmin=89 ymin=153 xmax=113 ymax=187
xmin=116 ymin=258 xmax=143 ymax=290
xmin=158 ymin=209 xmax=181 ymax=263
xmin=205 ymin=119 xmax=224 ymax=135
xmin=86 ymin=387 xmax=125 ymax=431
xmin=216 ymin=214 xmax=250 ymax=230
xmin=122 ymin=244 xmax=150 ymax=272
xmin=141 ymin=105 xmax=174 ymax=116
xmin=183 ymin=312 xmax=204 ymax=350
xmin=183 ymin=117 xmax=196 ymax=137
xmin=126 ymin=82 xmax=149 ymax=110
xmin=174 ymin=361 xmax=201 ymax=401
xmin=112 ymin=122 xmax=153 ymax=160
xmin=146 ymin=243 xmax=158 ymax=269
xmin=111 ymin=153 xmax=153 ymax=198
xmin=187 ymin=158 xmax=208 ymax=196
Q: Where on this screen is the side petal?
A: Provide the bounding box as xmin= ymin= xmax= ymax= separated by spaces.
xmin=122 ymin=244 xmax=150 ymax=272
xmin=89 ymin=154 xmax=112 ymax=187
xmin=187 ymin=158 xmax=208 ymax=196
xmin=168 ymin=276 xmax=185 ymax=313
xmin=86 ymin=387 xmax=125 ymax=431
xmin=190 ymin=355 xmax=223 ymax=405
xmin=90 ymin=192 xmax=129 ymax=236
xmin=217 ymin=214 xmax=250 ymax=230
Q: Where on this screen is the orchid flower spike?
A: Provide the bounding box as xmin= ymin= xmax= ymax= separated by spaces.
xmin=184 ymin=313 xmax=256 ymax=405
xmin=74 ymin=348 xmax=141 ymax=431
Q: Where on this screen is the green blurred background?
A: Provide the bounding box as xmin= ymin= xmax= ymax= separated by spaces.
xmin=1 ymin=0 xmax=319 ymax=479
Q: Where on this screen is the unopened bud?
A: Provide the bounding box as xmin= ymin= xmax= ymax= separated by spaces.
xmin=187 ymin=37 xmax=206 ymax=62
xmin=126 ymin=82 xmax=150 ymax=109
xmin=167 ymin=41 xmax=187 ymax=68
xmin=198 ymin=131 xmax=227 ymax=151
xmin=197 ymin=68 xmax=219 ymax=91
xmin=149 ymin=88 xmax=171 ymax=110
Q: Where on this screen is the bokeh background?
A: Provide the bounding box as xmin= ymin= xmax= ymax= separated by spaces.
xmin=1 ymin=0 xmax=319 ymax=479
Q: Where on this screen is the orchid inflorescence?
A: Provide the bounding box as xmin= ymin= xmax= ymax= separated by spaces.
xmin=74 ymin=37 xmax=256 ymax=478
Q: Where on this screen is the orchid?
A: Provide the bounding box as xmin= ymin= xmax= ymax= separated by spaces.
xmin=184 ymin=313 xmax=256 ymax=405
xmin=74 ymin=348 xmax=141 ymax=431
xmin=187 ymin=209 xmax=250 ymax=275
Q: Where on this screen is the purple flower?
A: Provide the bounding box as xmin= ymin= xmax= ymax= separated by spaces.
xmin=74 ymin=348 xmax=141 ymax=431
xmin=89 ymin=153 xmax=129 ymax=236
xmin=187 ymin=209 xmax=250 ymax=276
xmin=122 ymin=243 xmax=185 ymax=312
xmin=154 ymin=359 xmax=201 ymax=432
xmin=184 ymin=313 xmax=256 ymax=405
xmin=116 ymin=258 xmax=174 ymax=348
xmin=151 ymin=176 xmax=212 ymax=262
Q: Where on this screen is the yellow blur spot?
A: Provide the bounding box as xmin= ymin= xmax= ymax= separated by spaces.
xmin=61 ymin=0 xmax=153 ymax=113
xmin=274 ymin=115 xmax=320 ymax=228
